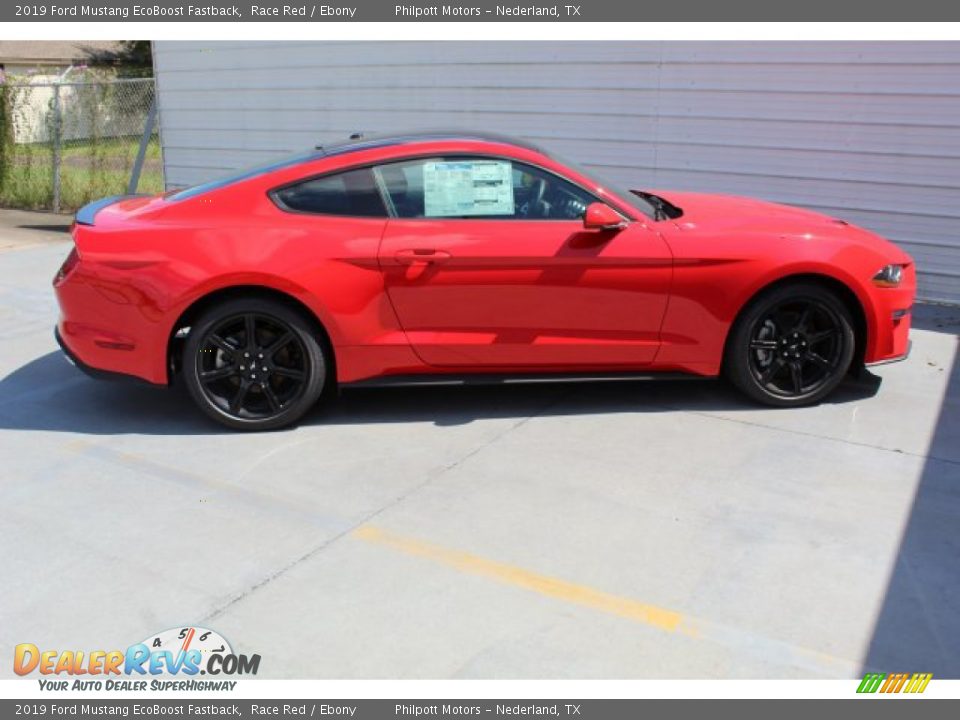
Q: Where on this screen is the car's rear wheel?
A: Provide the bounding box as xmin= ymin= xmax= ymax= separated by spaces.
xmin=183 ymin=298 xmax=327 ymax=430
xmin=724 ymin=282 xmax=856 ymax=407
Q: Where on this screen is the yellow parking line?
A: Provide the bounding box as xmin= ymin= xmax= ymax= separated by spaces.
xmin=352 ymin=525 xmax=694 ymax=636
xmin=352 ymin=524 xmax=862 ymax=677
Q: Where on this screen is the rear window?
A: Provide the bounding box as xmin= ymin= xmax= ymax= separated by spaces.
xmin=272 ymin=168 xmax=387 ymax=217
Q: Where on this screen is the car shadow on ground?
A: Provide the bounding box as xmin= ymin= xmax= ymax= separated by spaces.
xmin=0 ymin=348 xmax=883 ymax=435
xmin=864 ymin=323 xmax=960 ymax=676
xmin=12 ymin=306 xmax=954 ymax=437
xmin=17 ymin=224 xmax=70 ymax=233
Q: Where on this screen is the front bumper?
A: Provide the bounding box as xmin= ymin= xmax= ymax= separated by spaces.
xmin=862 ymin=261 xmax=916 ymax=364
xmin=865 ymin=339 xmax=912 ymax=367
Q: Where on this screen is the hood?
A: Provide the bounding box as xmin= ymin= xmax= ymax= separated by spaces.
xmin=641 ymin=189 xmax=912 ymax=263
xmin=647 ymin=190 xmax=845 ymax=229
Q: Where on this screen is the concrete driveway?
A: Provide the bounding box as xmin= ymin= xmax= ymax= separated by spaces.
xmin=1 ymin=212 xmax=958 ymax=679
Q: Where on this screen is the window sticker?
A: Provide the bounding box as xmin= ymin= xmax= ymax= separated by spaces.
xmin=423 ymin=160 xmax=515 ymax=217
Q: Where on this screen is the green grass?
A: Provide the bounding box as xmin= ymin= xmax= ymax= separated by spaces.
xmin=0 ymin=135 xmax=164 ymax=212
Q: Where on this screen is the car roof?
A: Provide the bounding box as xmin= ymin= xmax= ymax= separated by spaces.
xmin=167 ymin=131 xmax=550 ymax=203
xmin=318 ymin=130 xmax=547 ymax=157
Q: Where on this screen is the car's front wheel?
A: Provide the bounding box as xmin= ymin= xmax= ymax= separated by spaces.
xmin=183 ymin=298 xmax=328 ymax=430
xmin=724 ymin=282 xmax=856 ymax=407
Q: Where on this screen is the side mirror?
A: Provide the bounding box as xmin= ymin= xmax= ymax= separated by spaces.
xmin=583 ymin=203 xmax=626 ymax=230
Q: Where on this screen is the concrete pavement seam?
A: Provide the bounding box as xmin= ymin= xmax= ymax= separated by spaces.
xmin=200 ymin=388 xmax=576 ymax=623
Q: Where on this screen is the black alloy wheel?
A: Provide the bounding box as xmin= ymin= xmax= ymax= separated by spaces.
xmin=184 ymin=298 xmax=328 ymax=430
xmin=725 ymin=283 xmax=856 ymax=407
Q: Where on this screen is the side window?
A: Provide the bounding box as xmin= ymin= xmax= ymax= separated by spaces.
xmin=512 ymin=163 xmax=595 ymax=221
xmin=375 ymin=157 xmax=597 ymax=220
xmin=375 ymin=160 xmax=428 ymax=218
xmin=273 ymin=167 xmax=386 ymax=217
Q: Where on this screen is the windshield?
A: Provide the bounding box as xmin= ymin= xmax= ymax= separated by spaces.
xmin=550 ymin=153 xmax=659 ymax=219
xmin=167 ymin=149 xmax=322 ymax=201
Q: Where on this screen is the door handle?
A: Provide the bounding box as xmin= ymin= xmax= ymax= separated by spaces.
xmin=394 ymin=249 xmax=451 ymax=265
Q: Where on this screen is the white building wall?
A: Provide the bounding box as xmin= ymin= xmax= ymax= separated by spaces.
xmin=153 ymin=41 xmax=960 ymax=304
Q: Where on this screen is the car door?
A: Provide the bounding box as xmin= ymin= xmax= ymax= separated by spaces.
xmin=375 ymin=156 xmax=673 ymax=369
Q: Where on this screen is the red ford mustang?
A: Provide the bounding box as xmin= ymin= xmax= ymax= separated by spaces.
xmin=53 ymin=131 xmax=915 ymax=430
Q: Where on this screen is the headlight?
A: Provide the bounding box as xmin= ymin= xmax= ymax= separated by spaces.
xmin=872 ymin=264 xmax=904 ymax=288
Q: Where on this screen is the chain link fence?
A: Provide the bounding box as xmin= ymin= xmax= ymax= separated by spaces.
xmin=0 ymin=77 xmax=162 ymax=213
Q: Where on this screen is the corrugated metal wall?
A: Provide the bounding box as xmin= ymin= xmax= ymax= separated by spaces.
xmin=153 ymin=41 xmax=960 ymax=304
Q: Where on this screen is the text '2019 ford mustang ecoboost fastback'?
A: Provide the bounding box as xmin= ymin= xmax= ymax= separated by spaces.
xmin=53 ymin=131 xmax=915 ymax=430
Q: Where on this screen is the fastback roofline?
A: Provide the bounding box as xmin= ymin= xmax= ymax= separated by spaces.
xmin=316 ymin=130 xmax=545 ymax=158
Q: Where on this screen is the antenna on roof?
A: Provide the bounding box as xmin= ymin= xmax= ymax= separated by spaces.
xmin=349 ymin=132 xmax=365 ymax=140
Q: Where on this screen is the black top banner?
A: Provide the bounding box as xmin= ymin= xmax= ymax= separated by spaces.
xmin=5 ymin=0 xmax=960 ymax=21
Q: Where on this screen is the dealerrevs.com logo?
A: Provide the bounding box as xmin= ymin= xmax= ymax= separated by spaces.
xmin=14 ymin=627 xmax=260 ymax=691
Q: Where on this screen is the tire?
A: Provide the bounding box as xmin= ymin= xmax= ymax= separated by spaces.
xmin=183 ymin=297 xmax=328 ymax=430
xmin=724 ymin=282 xmax=856 ymax=407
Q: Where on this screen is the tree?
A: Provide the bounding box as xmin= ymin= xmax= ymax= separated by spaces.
xmin=83 ymin=41 xmax=153 ymax=76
